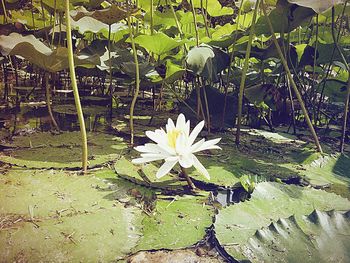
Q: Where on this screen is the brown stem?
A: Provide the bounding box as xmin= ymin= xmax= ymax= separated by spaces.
xmin=181 ymin=167 xmax=196 ymax=190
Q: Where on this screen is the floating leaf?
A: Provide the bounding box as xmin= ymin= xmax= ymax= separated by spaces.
xmin=135 ymin=193 xmax=214 ymax=250
xmin=0 ymin=168 xmax=143 ymax=262
xmin=214 ymin=182 xmax=350 ymax=261
xmin=0 ymin=132 xmax=128 ymax=168
xmin=230 ymin=209 xmax=350 ymax=262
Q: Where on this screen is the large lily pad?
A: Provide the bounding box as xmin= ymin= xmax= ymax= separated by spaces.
xmin=114 ymin=156 xmax=187 ymax=191
xmin=135 ymin=193 xmax=214 ymax=250
xmin=0 ymin=168 xmax=143 ymax=262
xmin=214 ymin=182 xmax=350 ymax=261
xmin=302 ymin=154 xmax=350 ymax=199
xmin=0 ymin=132 xmax=128 ymax=168
xmin=225 ymin=209 xmax=350 ymax=262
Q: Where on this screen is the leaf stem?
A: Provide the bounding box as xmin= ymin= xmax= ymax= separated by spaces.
xmin=236 ymin=0 xmax=260 ymax=145
xmin=128 ymin=12 xmax=140 ymax=146
xmin=65 ymin=0 xmax=88 ymax=173
xmin=181 ymin=166 xmax=196 ymax=190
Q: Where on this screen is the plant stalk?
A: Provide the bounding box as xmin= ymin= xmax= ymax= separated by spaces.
xmin=236 ymin=0 xmax=260 ymax=145
xmin=65 ymin=0 xmax=88 ymax=173
xmin=127 ymin=14 xmax=140 ymax=146
xmin=181 ymin=167 xmax=196 ymax=190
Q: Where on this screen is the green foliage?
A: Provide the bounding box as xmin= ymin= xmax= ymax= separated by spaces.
xmin=214 ymin=182 xmax=350 ymax=261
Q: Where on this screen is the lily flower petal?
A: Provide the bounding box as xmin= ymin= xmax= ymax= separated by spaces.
xmin=192 ymin=154 xmax=210 ymax=180
xmin=135 ymin=143 xmax=166 ymax=154
xmin=188 ymin=120 xmax=204 ymax=146
xmin=176 ymin=113 xmax=186 ymax=130
xmin=179 ymin=154 xmax=194 ymax=168
xmin=156 ymin=158 xmax=178 ymax=179
xmin=192 ymin=138 xmax=222 ymax=153
xmin=166 ymin=117 xmax=176 ymax=133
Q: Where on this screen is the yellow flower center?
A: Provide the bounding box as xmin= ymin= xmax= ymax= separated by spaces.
xmin=167 ymin=129 xmax=181 ymax=148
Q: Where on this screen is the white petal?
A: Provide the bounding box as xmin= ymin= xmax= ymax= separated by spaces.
xmin=192 ymin=154 xmax=210 ymax=180
xmin=192 ymin=138 xmax=222 ymax=153
xmin=156 ymin=159 xmax=178 ymax=179
xmin=188 ymin=120 xmax=204 ymax=146
xmin=175 ymin=133 xmax=188 ymax=155
xmin=189 ymin=138 xmax=205 ymax=153
xmin=179 ymin=154 xmax=194 ymax=168
xmin=166 ymin=118 xmax=176 ymax=133
xmin=132 ymin=154 xmax=165 ymax=164
xmin=185 ymin=120 xmax=190 ymax=137
xmin=134 ymin=143 xmax=164 ymax=154
xmin=176 ymin=113 xmax=186 ymax=130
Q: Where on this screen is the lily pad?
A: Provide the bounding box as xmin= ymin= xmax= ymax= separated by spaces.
xmin=224 ymin=209 xmax=350 ymax=262
xmin=135 ymin=193 xmax=214 ymax=250
xmin=0 ymin=168 xmax=143 ymax=262
xmin=0 ymin=132 xmax=128 ymax=168
xmin=114 ymin=156 xmax=187 ymax=191
xmin=214 ymin=182 xmax=350 ymax=261
xmin=302 ymin=154 xmax=350 ymax=199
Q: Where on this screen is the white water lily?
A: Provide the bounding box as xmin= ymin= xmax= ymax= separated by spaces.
xmin=132 ymin=113 xmax=221 ymax=180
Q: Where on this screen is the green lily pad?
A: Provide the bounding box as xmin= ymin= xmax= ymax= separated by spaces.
xmin=114 ymin=156 xmax=187 ymax=191
xmin=0 ymin=168 xmax=143 ymax=262
xmin=0 ymin=132 xmax=128 ymax=168
xmin=302 ymin=154 xmax=350 ymax=199
xmin=52 ymin=104 xmax=108 ymax=116
xmin=214 ymin=182 xmax=350 ymax=261
xmin=224 ymin=209 xmax=350 ymax=262
xmin=135 ymin=193 xmax=214 ymax=250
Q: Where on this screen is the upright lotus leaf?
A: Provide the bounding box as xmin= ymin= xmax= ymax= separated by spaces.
xmin=287 ymin=0 xmax=345 ymax=13
xmin=71 ymin=4 xmax=139 ymax=25
xmin=133 ymin=33 xmax=184 ymax=56
xmin=33 ymin=0 xmax=101 ymax=13
xmin=186 ymin=44 xmax=230 ymax=81
xmin=214 ymin=182 xmax=350 ymax=261
xmin=11 ymin=10 xmax=47 ymax=29
xmin=229 ymin=209 xmax=350 ymax=262
xmin=317 ymin=79 xmax=347 ymax=102
xmin=144 ymin=9 xmax=178 ymax=28
xmin=0 ymin=168 xmax=143 ymax=262
xmin=135 ymin=193 xmax=214 ymax=250
xmin=0 ymin=0 xmax=26 ymax=14
xmin=71 ymin=16 xmax=127 ymax=34
xmin=0 ymin=33 xmax=99 ymax=72
xmin=255 ymin=2 xmax=315 ymax=35
xmin=244 ymin=83 xmax=280 ymax=110
xmin=120 ymin=61 xmax=159 ymax=81
xmin=191 ymin=0 xmax=233 ymax=17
